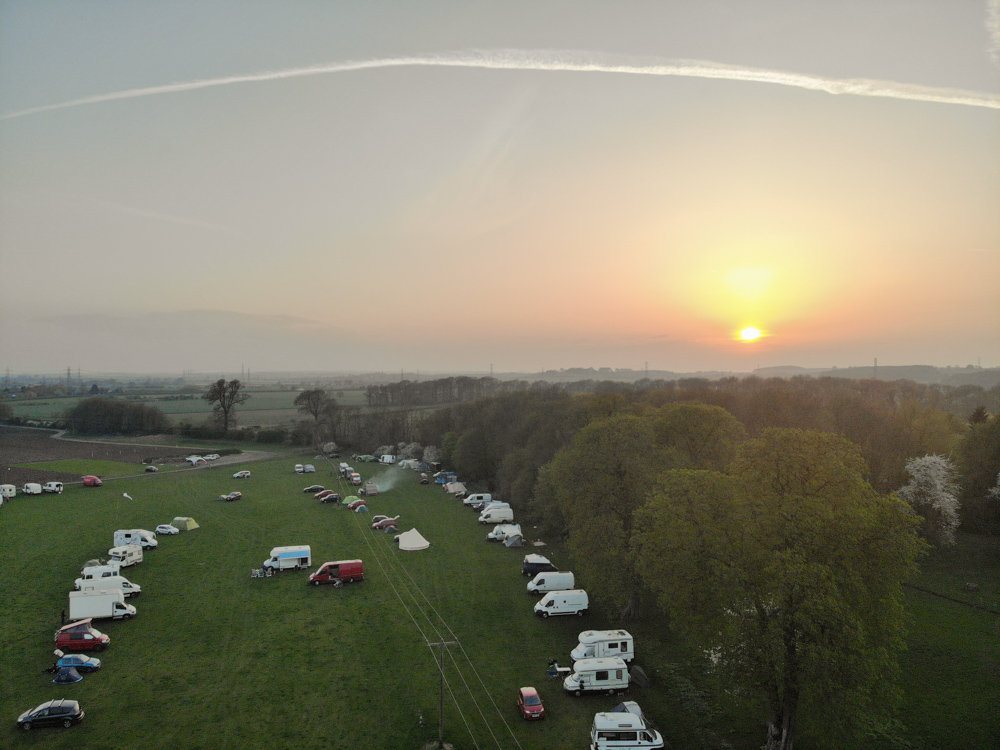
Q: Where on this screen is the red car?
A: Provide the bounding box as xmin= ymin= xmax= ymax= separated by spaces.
xmin=54 ymin=619 xmax=109 ymax=652
xmin=308 ymin=559 xmax=364 ymax=586
xmin=347 ymin=499 xmax=367 ymax=510
xmin=517 ymin=687 xmax=545 ymax=720
xmin=82 ymin=476 xmax=102 ymax=487
xmin=371 ymin=515 xmax=400 ymax=530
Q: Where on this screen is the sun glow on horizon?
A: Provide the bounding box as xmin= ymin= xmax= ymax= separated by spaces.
xmin=740 ymin=327 xmax=763 ymax=342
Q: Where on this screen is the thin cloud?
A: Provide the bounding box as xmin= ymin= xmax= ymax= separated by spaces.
xmin=990 ymin=0 xmax=1000 ymax=65
xmin=3 ymin=49 xmax=998 ymax=120
xmin=94 ymin=199 xmax=238 ymax=234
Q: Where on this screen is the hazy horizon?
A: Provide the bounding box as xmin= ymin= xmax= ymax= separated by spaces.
xmin=2 ymin=1 xmax=998 ymax=375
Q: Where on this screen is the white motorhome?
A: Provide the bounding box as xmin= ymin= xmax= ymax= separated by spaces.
xmin=43 ymin=481 xmax=64 ymax=494
xmin=563 ymin=657 xmax=629 ymax=696
xmin=479 ymin=507 xmax=514 ymax=524
xmin=77 ymin=576 xmax=142 ymax=598
xmin=572 ymin=630 xmax=634 ymax=663
xmin=462 ymin=492 xmax=493 ymax=507
xmin=590 ymin=702 xmax=663 ymax=750
xmin=107 ymin=544 xmax=143 ymax=567
xmin=527 ymin=571 xmax=575 ymax=594
xmin=22 ymin=483 xmax=42 ymax=495
xmin=68 ymin=590 xmax=137 ymax=621
xmin=113 ymin=529 xmax=158 ymax=549
xmin=534 ymin=589 xmax=589 ymax=618
xmin=1 ymin=484 xmax=16 ymax=500
xmin=486 ymin=524 xmax=521 ymax=542
xmin=379 ymin=454 xmax=396 ymax=464
xmin=263 ymin=545 xmax=312 ymax=571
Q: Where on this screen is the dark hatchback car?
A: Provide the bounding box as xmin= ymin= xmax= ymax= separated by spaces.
xmin=17 ymin=699 xmax=85 ymax=731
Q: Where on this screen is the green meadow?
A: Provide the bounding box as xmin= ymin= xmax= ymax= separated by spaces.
xmin=0 ymin=455 xmax=996 ymax=748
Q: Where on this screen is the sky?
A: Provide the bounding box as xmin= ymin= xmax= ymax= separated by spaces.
xmin=1 ymin=1 xmax=998 ymax=376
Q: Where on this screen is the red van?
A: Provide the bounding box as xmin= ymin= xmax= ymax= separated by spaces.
xmin=54 ymin=619 xmax=110 ymax=651
xmin=82 ymin=476 xmax=103 ymax=487
xmin=308 ymin=559 xmax=363 ymax=587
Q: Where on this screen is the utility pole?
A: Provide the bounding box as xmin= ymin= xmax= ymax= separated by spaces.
xmin=427 ymin=640 xmax=457 ymax=748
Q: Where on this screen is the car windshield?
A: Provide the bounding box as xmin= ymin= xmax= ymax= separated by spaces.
xmin=523 ymin=694 xmax=542 ymax=706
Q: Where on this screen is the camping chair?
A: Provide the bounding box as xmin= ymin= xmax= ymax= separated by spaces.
xmin=546 ymin=660 xmax=570 ymax=680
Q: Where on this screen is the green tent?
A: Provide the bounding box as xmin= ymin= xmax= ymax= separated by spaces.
xmin=172 ymin=517 xmax=200 ymax=531
xmin=342 ymin=495 xmax=360 ymax=505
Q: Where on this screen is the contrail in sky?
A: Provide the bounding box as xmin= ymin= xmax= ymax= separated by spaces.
xmin=3 ymin=49 xmax=999 ymax=120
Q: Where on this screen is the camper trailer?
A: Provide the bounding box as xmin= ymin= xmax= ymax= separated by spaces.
xmin=478 ymin=507 xmax=514 ymax=524
xmin=486 ymin=524 xmax=521 ymax=542
xmin=379 ymin=454 xmax=396 ymax=464
xmin=75 ymin=572 xmax=142 ymax=598
xmin=68 ymin=590 xmax=136 ymax=621
xmin=589 ymin=702 xmax=664 ymax=750
xmin=534 ymin=589 xmax=589 ymax=618
xmin=43 ymin=481 xmax=64 ymax=494
xmin=308 ymin=559 xmax=364 ymax=586
xmin=107 ymin=545 xmax=143 ymax=567
xmin=527 ymin=571 xmax=575 ymax=594
xmin=571 ymin=630 xmax=634 ymax=663
xmin=113 ymin=529 xmax=158 ymax=549
xmin=263 ymin=545 xmax=311 ymax=571
xmin=1 ymin=484 xmax=16 ymax=500
xmin=563 ymin=657 xmax=629 ymax=696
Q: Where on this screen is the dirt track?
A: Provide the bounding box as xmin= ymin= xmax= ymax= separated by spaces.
xmin=0 ymin=425 xmax=275 ymax=486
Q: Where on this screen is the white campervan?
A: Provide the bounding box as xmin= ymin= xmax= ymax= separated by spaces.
xmin=263 ymin=545 xmax=312 ymax=571
xmin=527 ymin=571 xmax=575 ymax=594
xmin=534 ymin=589 xmax=589 ymax=618
xmin=113 ymin=529 xmax=158 ymax=549
xmin=43 ymin=481 xmax=64 ymax=494
xmin=107 ymin=544 xmax=143 ymax=567
xmin=479 ymin=506 xmax=513 ymax=524
xmin=563 ymin=657 xmax=629 ymax=696
xmin=22 ymin=483 xmax=42 ymax=495
xmin=462 ymin=492 xmax=493 ymax=507
xmin=76 ymin=575 xmax=142 ymax=598
xmin=572 ymin=630 xmax=634 ymax=663
xmin=590 ymin=702 xmax=663 ymax=750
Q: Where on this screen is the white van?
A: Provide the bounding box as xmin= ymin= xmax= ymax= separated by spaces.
xmin=487 ymin=524 xmax=521 ymax=542
xmin=462 ymin=492 xmax=493 ymax=507
xmin=22 ymin=483 xmax=42 ymax=495
xmin=590 ymin=702 xmax=663 ymax=749
xmin=563 ymin=657 xmax=629 ymax=696
xmin=479 ymin=507 xmax=514 ymax=524
xmin=76 ymin=575 xmax=142 ymax=598
xmin=572 ymin=630 xmax=634 ymax=663
xmin=263 ymin=545 xmax=312 ymax=571
xmin=527 ymin=571 xmax=575 ymax=594
xmin=43 ymin=481 xmax=64 ymax=494
xmin=534 ymin=589 xmax=589 ymax=618
xmin=113 ymin=529 xmax=158 ymax=549
xmin=107 ymin=544 xmax=143 ymax=567
xmin=1 ymin=484 xmax=16 ymax=500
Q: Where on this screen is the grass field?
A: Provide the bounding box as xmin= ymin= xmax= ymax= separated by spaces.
xmin=9 ymin=389 xmax=370 ymax=427
xmin=12 ymin=460 xmax=145 ymax=478
xmin=0 ymin=455 xmax=996 ymax=749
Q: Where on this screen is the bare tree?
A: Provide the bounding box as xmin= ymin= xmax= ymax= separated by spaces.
xmin=202 ymin=379 xmax=250 ymax=434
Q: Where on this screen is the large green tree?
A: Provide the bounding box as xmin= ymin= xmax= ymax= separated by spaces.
xmin=543 ymin=414 xmax=658 ymax=619
xmin=633 ymin=429 xmax=924 ymax=750
xmin=202 ymin=379 xmax=250 ymax=434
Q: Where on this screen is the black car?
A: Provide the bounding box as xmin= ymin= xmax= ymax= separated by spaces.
xmin=17 ymin=699 xmax=84 ymax=731
xmin=303 ymin=485 xmax=324 ymax=493
xmin=319 ymin=493 xmax=342 ymax=504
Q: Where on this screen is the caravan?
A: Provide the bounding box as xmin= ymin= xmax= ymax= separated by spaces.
xmin=571 ymin=630 xmax=634 ymax=663
xmin=589 ymin=702 xmax=663 ymax=750
xmin=563 ymin=657 xmax=629 ymax=696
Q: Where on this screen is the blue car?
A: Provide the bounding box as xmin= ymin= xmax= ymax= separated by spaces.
xmin=56 ymin=653 xmax=101 ymax=673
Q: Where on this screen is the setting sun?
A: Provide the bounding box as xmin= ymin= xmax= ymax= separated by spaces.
xmin=740 ymin=327 xmax=762 ymax=341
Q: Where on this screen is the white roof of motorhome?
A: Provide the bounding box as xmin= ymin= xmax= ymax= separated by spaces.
xmin=444 ymin=482 xmax=466 ymax=494
xmin=578 ymin=629 xmax=632 ymax=644
xmin=592 ymin=712 xmax=645 ymax=731
xmin=572 ymin=657 xmax=628 ymax=671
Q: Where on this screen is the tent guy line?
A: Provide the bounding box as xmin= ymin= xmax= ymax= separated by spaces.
xmin=4 ymin=48 xmax=999 ymax=121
